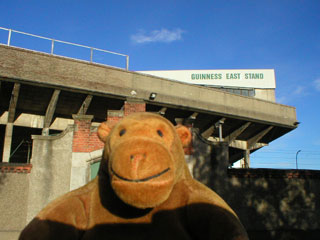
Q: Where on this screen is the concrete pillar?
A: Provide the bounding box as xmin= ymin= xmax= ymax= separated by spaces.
xmin=42 ymin=127 xmax=50 ymax=136
xmin=240 ymin=150 xmax=250 ymax=168
xmin=2 ymin=83 xmax=20 ymax=162
xmin=26 ymin=128 xmax=73 ymax=223
xmin=218 ymin=122 xmax=223 ymax=142
xmin=244 ymin=149 xmax=250 ymax=168
xmin=2 ymin=123 xmax=13 ymax=162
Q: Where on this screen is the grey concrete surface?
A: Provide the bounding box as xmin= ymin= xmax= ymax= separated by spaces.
xmin=0 ymin=173 xmax=29 ymax=239
xmin=0 ymin=231 xmax=21 ymax=240
xmin=70 ymin=149 xmax=102 ymax=191
xmin=191 ymin=131 xmax=320 ymax=240
xmin=0 ymin=45 xmax=296 ymax=128
xmin=26 ymin=126 xmax=73 ymax=223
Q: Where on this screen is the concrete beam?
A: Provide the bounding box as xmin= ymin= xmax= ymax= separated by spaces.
xmin=0 ymin=45 xmax=297 ymax=128
xmin=225 ymin=122 xmax=251 ymax=143
xmin=201 ymin=125 xmax=215 ymax=139
xmin=0 ymin=112 xmax=100 ymax=130
xmin=42 ymin=90 xmax=60 ymax=135
xmin=189 ymin=112 xmax=199 ymax=120
xmin=158 ymin=107 xmax=167 ymax=115
xmin=2 ymin=123 xmax=13 ymax=162
xmin=175 ymin=118 xmax=183 ymax=125
xmin=207 ymin=138 xmax=268 ymax=150
xmin=2 ymin=83 xmax=20 ymax=162
xmin=77 ymin=95 xmax=93 ymax=115
xmin=229 ymin=140 xmax=267 ymax=150
xmin=247 ymin=126 xmax=273 ymax=150
xmin=202 ymin=118 xmax=226 ymax=139
xmin=7 ymin=83 xmax=20 ymax=123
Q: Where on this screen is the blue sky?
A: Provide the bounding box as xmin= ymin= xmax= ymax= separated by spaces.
xmin=1 ymin=0 xmax=319 ymax=169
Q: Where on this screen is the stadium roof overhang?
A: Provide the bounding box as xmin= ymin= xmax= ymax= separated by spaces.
xmin=0 ymin=45 xmax=298 ymax=164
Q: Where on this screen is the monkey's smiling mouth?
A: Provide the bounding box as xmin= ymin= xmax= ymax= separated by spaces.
xmin=111 ymin=168 xmax=170 ymax=183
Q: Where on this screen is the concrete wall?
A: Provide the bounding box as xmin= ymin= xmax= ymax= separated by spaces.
xmin=0 ymin=126 xmax=75 ymax=239
xmin=191 ymin=130 xmax=320 ymax=240
xmin=0 ymin=173 xmax=29 ymax=240
xmin=70 ymin=149 xmax=102 ymax=191
xmin=0 ymin=45 xmax=297 ymax=128
xmin=227 ymin=169 xmax=320 ymax=240
xmin=0 ymin=119 xmax=103 ymax=240
xmin=26 ymin=126 xmax=74 ymax=223
xmin=255 ymin=89 xmax=275 ymax=102
xmin=1 ymin=114 xmax=314 ymax=240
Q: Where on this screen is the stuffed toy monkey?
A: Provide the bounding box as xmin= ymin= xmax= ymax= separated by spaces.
xmin=19 ymin=112 xmax=248 ymax=240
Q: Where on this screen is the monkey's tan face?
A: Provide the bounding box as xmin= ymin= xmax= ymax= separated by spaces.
xmin=105 ymin=117 xmax=177 ymax=209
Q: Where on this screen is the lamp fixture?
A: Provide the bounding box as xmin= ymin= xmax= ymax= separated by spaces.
xmin=149 ymin=92 xmax=157 ymax=100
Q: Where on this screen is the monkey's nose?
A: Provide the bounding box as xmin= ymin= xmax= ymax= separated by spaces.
xmin=130 ymin=153 xmax=146 ymax=162
xmin=130 ymin=153 xmax=146 ymax=179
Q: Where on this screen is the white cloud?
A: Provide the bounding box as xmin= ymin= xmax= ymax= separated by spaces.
xmin=131 ymin=28 xmax=185 ymax=44
xmin=277 ymin=84 xmax=309 ymax=104
xmin=293 ymin=86 xmax=305 ymax=95
xmin=313 ymin=78 xmax=320 ymax=92
xmin=276 ymin=95 xmax=288 ymax=104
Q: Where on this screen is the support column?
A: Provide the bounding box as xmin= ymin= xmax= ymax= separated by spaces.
xmin=2 ymin=123 xmax=13 ymax=162
xmin=244 ymin=149 xmax=250 ymax=168
xmin=42 ymin=90 xmax=60 ymax=136
xmin=77 ymin=95 xmax=93 ymax=115
xmin=2 ymin=83 xmax=20 ymax=162
xmin=240 ymin=150 xmax=250 ymax=168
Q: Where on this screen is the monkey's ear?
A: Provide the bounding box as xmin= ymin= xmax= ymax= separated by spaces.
xmin=98 ymin=122 xmax=112 ymax=143
xmin=175 ymin=125 xmax=192 ymax=147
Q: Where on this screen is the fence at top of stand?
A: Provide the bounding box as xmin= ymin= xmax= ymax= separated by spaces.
xmin=0 ymin=27 xmax=129 ymax=70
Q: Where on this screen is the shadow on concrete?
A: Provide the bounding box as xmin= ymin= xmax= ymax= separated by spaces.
xmin=226 ymin=169 xmax=319 ymax=240
xmin=191 ymin=129 xmax=320 ymax=240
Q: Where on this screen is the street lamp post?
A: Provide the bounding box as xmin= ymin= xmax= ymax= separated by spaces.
xmin=296 ymin=150 xmax=301 ymax=169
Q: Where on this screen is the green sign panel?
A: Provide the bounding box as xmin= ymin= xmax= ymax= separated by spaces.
xmin=90 ymin=161 xmax=101 ymax=180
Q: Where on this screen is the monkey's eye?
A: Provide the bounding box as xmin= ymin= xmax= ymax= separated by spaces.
xmin=157 ymin=130 xmax=163 ymax=137
xmin=119 ymin=129 xmax=126 ymax=136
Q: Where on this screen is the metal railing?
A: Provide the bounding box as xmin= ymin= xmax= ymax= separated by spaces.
xmin=9 ymin=139 xmax=32 ymax=163
xmin=0 ymin=27 xmax=129 ymax=70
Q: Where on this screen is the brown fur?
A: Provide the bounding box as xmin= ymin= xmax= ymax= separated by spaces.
xmin=19 ymin=112 xmax=248 ymax=240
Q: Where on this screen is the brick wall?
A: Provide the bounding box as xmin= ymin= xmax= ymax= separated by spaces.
xmin=72 ymin=100 xmax=146 ymax=153
xmin=72 ymin=115 xmax=104 ymax=153
xmin=71 ymin=100 xmax=193 ymax=155
xmin=106 ymin=110 xmax=124 ymax=128
xmin=124 ymin=100 xmax=146 ymax=116
xmin=0 ymin=163 xmax=32 ymax=173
